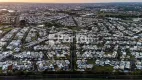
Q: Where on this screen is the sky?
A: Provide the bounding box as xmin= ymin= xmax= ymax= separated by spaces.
xmin=0 ymin=0 xmax=142 ymax=3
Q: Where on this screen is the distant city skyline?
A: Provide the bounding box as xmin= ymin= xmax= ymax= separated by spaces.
xmin=0 ymin=0 xmax=142 ymax=3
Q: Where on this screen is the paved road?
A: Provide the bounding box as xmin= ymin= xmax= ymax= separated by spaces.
xmin=1 ymin=74 xmax=142 ymax=79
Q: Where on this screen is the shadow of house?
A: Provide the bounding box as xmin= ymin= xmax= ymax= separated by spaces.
xmin=19 ymin=20 xmax=27 ymax=27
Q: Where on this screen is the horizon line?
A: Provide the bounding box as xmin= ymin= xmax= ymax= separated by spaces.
xmin=0 ymin=2 xmax=142 ymax=4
